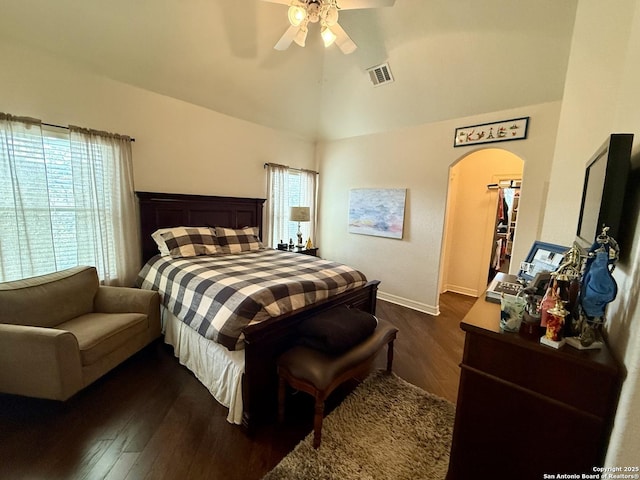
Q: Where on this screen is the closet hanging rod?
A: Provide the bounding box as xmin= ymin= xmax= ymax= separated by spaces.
xmin=487 ymin=180 xmax=520 ymax=190
xmin=42 ymin=122 xmax=136 ymax=142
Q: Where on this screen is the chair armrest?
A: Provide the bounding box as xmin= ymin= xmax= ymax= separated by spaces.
xmin=0 ymin=324 xmax=83 ymax=400
xmin=95 ymin=286 xmax=161 ymax=338
xmin=95 ymin=286 xmax=159 ymax=315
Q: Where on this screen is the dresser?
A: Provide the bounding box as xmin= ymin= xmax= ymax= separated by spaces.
xmin=447 ymin=298 xmax=621 ymax=480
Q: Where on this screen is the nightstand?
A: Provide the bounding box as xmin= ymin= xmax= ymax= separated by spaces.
xmin=294 ymin=247 xmax=318 ymax=257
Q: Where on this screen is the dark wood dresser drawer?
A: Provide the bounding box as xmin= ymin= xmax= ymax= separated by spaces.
xmin=463 ymin=331 xmax=618 ymax=418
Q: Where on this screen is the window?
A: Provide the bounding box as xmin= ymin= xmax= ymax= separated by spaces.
xmin=266 ymin=164 xmax=317 ymax=249
xmin=0 ymin=114 xmax=139 ymax=285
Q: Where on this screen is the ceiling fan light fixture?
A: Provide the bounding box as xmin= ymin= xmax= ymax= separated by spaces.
xmin=324 ymin=6 xmax=339 ymax=26
xmin=307 ymin=3 xmax=320 ymax=23
xmin=268 ymin=0 xmax=394 ymax=54
xmin=294 ymin=26 xmax=308 ymax=47
xmin=288 ymin=5 xmax=306 ymax=26
xmin=321 ymin=26 xmax=337 ymax=47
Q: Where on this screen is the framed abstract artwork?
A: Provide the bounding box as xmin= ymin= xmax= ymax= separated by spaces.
xmin=348 ymin=188 xmax=407 ymax=239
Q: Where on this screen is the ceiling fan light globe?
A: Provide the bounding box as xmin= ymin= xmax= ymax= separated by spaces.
xmin=288 ymin=5 xmax=306 ymax=26
xmin=324 ymin=7 xmax=339 ymax=26
xmin=294 ymin=27 xmax=308 ymax=47
xmin=321 ymin=26 xmax=337 ymax=47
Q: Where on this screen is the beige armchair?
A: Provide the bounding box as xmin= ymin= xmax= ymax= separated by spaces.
xmin=0 ymin=266 xmax=161 ymax=401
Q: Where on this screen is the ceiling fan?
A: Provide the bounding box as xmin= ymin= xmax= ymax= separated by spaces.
xmin=261 ymin=0 xmax=395 ymax=54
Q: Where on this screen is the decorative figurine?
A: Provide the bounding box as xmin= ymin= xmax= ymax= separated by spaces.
xmin=540 ymin=298 xmax=568 ymax=349
xmin=539 ymin=275 xmax=558 ymax=329
xmin=545 ymin=299 xmax=567 ymax=341
xmin=566 ymin=226 xmax=620 ymax=350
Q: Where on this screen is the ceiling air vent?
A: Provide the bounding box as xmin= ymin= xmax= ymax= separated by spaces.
xmin=367 ymin=62 xmax=394 ymax=87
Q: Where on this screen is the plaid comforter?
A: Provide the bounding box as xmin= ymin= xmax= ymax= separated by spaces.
xmin=136 ymin=250 xmax=367 ymax=351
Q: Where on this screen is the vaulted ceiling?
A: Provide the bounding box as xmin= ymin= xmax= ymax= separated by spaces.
xmin=0 ymin=0 xmax=578 ymax=141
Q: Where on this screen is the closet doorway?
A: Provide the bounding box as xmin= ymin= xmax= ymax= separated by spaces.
xmin=488 ymin=181 xmax=521 ymax=281
xmin=439 ymin=149 xmax=524 ymax=298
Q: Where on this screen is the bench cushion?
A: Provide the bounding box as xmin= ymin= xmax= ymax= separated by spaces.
xmin=296 ymin=306 xmax=378 ymax=354
xmin=280 ymin=319 xmax=398 ymax=391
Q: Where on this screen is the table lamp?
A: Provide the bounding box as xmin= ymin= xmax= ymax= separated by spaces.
xmin=290 ymin=206 xmax=310 ymax=247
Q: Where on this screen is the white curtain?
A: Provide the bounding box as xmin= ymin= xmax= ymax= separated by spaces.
xmin=0 ymin=113 xmax=139 ymax=285
xmin=266 ymin=163 xmax=288 ymax=248
xmin=299 ymin=168 xmax=317 ymax=245
xmin=0 ymin=114 xmax=56 ymax=279
xmin=266 ymin=164 xmax=317 ymax=249
xmin=69 ymin=126 xmax=140 ymax=286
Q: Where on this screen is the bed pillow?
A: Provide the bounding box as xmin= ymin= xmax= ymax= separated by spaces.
xmin=214 ymin=226 xmax=264 ymax=254
xmin=159 ymin=227 xmax=221 ymax=258
xmin=151 ymin=228 xmax=173 ymax=256
xmin=296 ymin=306 xmax=378 ymax=355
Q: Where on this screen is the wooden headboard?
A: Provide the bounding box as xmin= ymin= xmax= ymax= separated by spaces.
xmin=136 ymin=191 xmax=266 ymax=263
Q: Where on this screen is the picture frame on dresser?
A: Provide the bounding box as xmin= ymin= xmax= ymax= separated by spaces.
xmin=517 ymin=241 xmax=568 ymax=283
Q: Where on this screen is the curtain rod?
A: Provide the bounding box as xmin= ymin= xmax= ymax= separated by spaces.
xmin=42 ymin=122 xmax=136 ymax=142
xmin=263 ymin=162 xmax=318 ymax=175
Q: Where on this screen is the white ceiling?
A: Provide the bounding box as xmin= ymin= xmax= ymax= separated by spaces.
xmin=0 ymin=0 xmax=578 ymax=141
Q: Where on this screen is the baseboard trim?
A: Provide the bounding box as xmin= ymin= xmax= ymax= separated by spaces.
xmin=378 ymin=291 xmax=440 ymax=316
xmin=441 ymin=284 xmax=479 ymax=297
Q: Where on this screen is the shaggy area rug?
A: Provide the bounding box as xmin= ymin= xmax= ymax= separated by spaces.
xmin=263 ymin=371 xmax=455 ymax=480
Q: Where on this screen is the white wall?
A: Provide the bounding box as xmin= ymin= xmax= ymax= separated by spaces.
xmin=317 ymin=101 xmax=562 ymax=314
xmin=0 ymin=40 xmax=316 ymax=199
xmin=541 ymin=0 xmax=640 ymax=467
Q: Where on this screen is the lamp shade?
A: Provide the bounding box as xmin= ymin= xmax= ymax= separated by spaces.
xmin=290 ymin=206 xmax=310 ymax=222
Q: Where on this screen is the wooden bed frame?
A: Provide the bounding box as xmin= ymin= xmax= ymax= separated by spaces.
xmin=136 ymin=191 xmax=380 ymax=430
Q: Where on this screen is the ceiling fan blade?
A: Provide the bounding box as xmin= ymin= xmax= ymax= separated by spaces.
xmin=337 ymin=0 xmax=396 ymax=10
xmin=274 ymin=25 xmax=299 ymax=50
xmin=332 ymin=23 xmax=357 ymax=54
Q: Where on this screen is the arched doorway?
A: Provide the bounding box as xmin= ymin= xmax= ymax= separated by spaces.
xmin=439 ymin=148 xmax=524 ymax=298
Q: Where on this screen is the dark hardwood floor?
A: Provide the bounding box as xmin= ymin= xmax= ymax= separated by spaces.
xmin=0 ymin=293 xmax=476 ymax=480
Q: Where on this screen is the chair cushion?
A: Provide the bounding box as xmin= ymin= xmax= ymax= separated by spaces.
xmin=58 ymin=312 xmax=148 ymax=366
xmin=280 ymin=319 xmax=398 ymax=391
xmin=296 ymin=306 xmax=378 ymax=354
xmin=0 ymin=266 xmax=99 ymax=328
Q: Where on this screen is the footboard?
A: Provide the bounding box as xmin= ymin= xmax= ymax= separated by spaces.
xmin=241 ymin=280 xmax=380 ymax=431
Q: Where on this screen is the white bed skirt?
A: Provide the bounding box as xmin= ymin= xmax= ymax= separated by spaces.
xmin=162 ymin=307 xmax=245 ymax=424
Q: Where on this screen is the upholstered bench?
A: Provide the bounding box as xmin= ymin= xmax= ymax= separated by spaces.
xmin=277 ymin=314 xmax=399 ymax=448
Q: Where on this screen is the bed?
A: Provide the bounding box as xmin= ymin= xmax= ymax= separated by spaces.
xmin=135 ymin=191 xmax=380 ymax=430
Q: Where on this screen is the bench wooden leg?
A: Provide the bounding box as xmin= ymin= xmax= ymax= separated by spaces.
xmin=313 ymin=398 xmax=325 ymax=449
xmin=386 ymin=339 xmax=395 ymax=373
xmin=278 ymin=376 xmax=286 ymax=423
